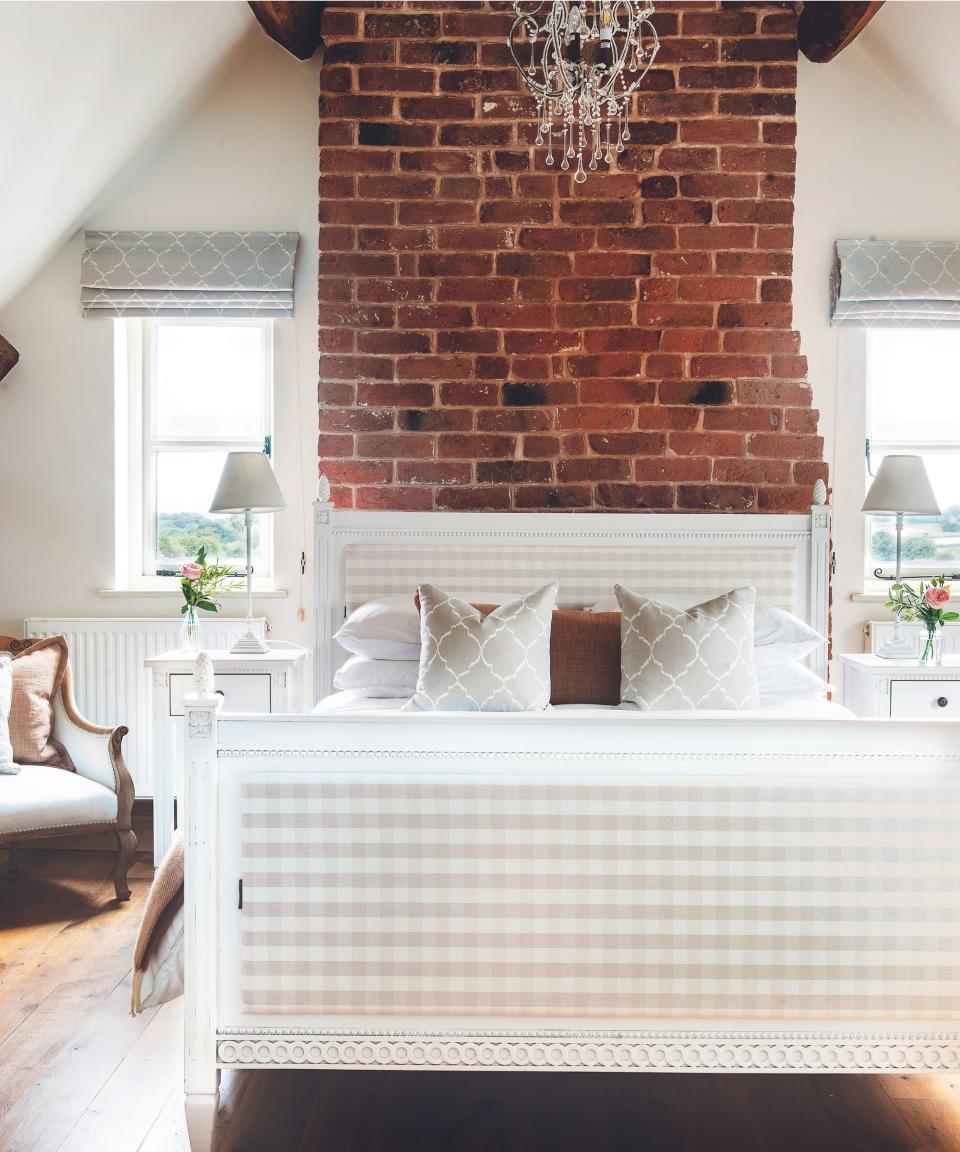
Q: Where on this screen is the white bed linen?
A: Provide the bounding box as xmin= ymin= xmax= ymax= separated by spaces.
xmin=313 ymin=690 xmax=852 ymax=720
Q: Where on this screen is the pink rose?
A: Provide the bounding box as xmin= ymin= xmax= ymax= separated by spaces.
xmin=180 ymin=563 xmax=203 ymax=580
xmin=925 ymin=586 xmax=950 ymax=608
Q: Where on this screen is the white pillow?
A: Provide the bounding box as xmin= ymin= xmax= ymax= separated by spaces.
xmin=757 ymin=661 xmax=829 ymax=703
xmin=333 ymin=654 xmax=419 ymax=698
xmin=334 ymin=591 xmax=521 ymax=661
xmin=0 ymin=655 xmax=15 ymax=775
xmin=588 ymin=594 xmax=824 ymax=662
xmin=334 ymin=595 xmax=421 ymax=661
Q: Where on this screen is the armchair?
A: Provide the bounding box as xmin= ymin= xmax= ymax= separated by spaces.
xmin=0 ymin=636 xmax=136 ymax=900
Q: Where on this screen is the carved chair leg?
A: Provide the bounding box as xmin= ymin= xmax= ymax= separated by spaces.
xmin=114 ymin=829 xmax=137 ymax=901
xmin=7 ymin=843 xmax=22 ymax=873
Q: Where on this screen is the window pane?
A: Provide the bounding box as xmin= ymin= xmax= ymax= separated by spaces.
xmin=869 ymin=330 xmax=960 ymax=444
xmin=153 ymin=451 xmax=264 ymax=571
xmin=153 ymin=324 xmax=265 ymax=440
xmin=869 ymin=453 xmax=960 ymax=574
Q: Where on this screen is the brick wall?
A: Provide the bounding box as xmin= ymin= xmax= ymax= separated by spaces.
xmin=317 ymin=1 xmax=827 ymax=512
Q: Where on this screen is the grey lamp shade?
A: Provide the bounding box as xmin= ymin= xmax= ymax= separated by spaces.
xmin=862 ymin=454 xmax=941 ymax=515
xmin=210 ymin=452 xmax=286 ymax=513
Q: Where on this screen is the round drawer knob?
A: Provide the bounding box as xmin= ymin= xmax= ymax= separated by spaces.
xmin=937 ymin=696 xmax=949 ymax=708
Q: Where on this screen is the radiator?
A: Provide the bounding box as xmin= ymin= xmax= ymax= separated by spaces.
xmin=23 ymin=616 xmax=265 ymax=796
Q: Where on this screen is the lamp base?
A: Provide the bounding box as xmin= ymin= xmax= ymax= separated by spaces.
xmin=230 ymin=630 xmax=269 ymax=655
xmin=875 ymin=635 xmax=917 ymax=660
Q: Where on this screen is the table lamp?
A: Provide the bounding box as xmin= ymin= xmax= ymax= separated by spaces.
xmin=862 ymin=454 xmax=941 ymax=659
xmin=210 ymin=451 xmax=286 ymax=655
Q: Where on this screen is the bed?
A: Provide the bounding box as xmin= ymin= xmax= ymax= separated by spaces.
xmin=179 ymin=501 xmax=960 ymax=1152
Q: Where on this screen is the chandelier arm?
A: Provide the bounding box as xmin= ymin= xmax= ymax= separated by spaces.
xmin=509 ymin=0 xmax=660 ymax=179
xmin=508 ymin=9 xmax=566 ymax=99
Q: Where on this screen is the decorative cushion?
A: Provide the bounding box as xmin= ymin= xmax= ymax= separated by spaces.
xmin=616 ymin=584 xmax=760 ymax=711
xmin=409 ymin=583 xmax=557 ymax=712
xmin=416 ymin=597 xmax=621 ymax=707
xmin=589 ymin=594 xmax=824 ymax=663
xmin=549 ymin=611 xmax=622 ymax=706
xmin=9 ymin=636 xmax=74 ymax=768
xmin=0 ymin=763 xmax=116 ymax=835
xmin=0 ymin=655 xmax=15 ymax=775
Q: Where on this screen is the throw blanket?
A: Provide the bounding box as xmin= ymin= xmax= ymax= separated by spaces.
xmin=131 ymin=833 xmax=184 ymax=1014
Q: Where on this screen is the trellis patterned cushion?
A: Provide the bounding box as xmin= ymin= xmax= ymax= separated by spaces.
xmin=616 ymin=584 xmax=759 ymax=711
xmin=409 ymin=583 xmax=557 ymax=712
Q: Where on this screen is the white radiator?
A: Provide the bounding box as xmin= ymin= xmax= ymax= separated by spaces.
xmin=23 ymin=616 xmax=265 ymax=796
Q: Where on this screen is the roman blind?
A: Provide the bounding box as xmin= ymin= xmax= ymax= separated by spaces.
xmin=832 ymin=239 xmax=960 ymax=327
xmin=80 ymin=231 xmax=299 ymax=318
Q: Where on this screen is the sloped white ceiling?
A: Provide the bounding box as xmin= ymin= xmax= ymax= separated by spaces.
xmin=858 ymin=1 xmax=960 ymax=153
xmin=0 ymin=0 xmax=253 ymax=309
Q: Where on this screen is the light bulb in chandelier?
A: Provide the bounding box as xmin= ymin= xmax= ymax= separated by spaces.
xmin=508 ymin=1 xmax=659 ymax=184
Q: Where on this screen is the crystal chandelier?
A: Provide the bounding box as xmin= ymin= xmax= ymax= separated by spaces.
xmin=508 ymin=2 xmax=659 ymax=183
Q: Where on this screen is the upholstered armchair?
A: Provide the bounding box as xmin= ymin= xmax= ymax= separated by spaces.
xmin=0 ymin=636 xmax=136 ymax=900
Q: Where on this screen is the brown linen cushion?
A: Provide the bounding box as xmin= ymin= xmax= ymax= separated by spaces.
xmin=549 ymin=610 xmax=621 ymax=706
xmin=414 ymin=593 xmax=620 ymax=706
xmin=9 ymin=636 xmax=74 ymax=768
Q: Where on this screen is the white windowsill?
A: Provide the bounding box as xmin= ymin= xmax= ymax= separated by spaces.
xmin=97 ymin=587 xmax=288 ymax=599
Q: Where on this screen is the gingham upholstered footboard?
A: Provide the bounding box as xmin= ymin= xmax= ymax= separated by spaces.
xmin=180 ymin=707 xmax=960 ymax=1083
xmin=235 ymin=769 xmax=960 ymax=1022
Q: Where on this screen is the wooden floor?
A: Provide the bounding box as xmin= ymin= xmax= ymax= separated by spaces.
xmin=4 ymin=851 xmax=960 ymax=1151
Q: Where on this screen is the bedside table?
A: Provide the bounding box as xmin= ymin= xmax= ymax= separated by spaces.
xmin=145 ymin=646 xmax=309 ymax=864
xmin=839 ymin=653 xmax=960 ymax=720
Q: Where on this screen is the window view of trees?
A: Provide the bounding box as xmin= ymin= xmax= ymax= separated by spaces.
xmin=156 ymin=512 xmax=258 ymax=567
xmin=871 ymin=506 xmax=960 ymax=568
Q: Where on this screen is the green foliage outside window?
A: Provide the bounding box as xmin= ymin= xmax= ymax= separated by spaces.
xmin=157 ymin=513 xmax=257 ymax=563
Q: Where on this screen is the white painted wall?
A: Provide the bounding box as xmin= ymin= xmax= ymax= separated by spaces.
xmin=794 ymin=42 xmax=960 ymax=660
xmin=0 ymin=30 xmax=319 ymax=684
xmin=0 ymin=0 xmax=252 ymax=308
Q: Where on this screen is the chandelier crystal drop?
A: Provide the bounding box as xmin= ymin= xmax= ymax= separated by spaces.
xmin=508 ymin=1 xmax=659 ymax=183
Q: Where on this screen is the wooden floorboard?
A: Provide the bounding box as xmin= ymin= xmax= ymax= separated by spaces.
xmin=3 ymin=849 xmax=960 ymax=1151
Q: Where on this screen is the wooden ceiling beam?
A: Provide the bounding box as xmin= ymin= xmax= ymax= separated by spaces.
xmin=248 ymin=2 xmax=327 ymax=61
xmin=0 ymin=335 xmax=19 ymax=384
xmin=798 ymin=1 xmax=885 ymax=64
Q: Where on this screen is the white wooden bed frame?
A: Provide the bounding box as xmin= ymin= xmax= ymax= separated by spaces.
xmin=180 ymin=504 xmax=960 ymax=1151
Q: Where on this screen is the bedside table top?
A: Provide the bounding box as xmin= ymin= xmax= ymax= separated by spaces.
xmin=839 ymin=653 xmax=960 ymax=672
xmin=145 ymin=646 xmax=309 ymax=667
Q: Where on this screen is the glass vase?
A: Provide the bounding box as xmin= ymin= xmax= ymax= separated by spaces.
xmin=180 ymin=605 xmax=204 ymax=652
xmin=918 ymin=625 xmax=943 ymax=666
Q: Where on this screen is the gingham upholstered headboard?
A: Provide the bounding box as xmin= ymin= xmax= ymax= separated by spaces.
xmin=313 ymin=505 xmax=832 ymax=701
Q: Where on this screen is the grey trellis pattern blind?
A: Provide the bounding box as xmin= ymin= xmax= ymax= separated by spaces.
xmin=80 ymin=231 xmax=299 ymax=318
xmin=832 ymin=239 xmax=960 ymax=327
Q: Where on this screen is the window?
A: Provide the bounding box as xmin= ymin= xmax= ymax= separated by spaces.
xmin=116 ymin=318 xmax=274 ymax=589
xmin=866 ymin=328 xmax=960 ymax=579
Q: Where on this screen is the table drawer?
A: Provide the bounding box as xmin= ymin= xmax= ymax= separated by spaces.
xmin=169 ymin=672 xmax=271 ymax=716
xmin=890 ymin=679 xmax=960 ymax=719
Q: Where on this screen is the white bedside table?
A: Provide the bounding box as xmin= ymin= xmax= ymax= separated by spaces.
xmin=145 ymin=646 xmax=309 ymax=864
xmin=839 ymin=653 xmax=960 ymax=720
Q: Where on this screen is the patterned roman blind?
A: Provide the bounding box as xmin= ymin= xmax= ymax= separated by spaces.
xmin=80 ymin=231 xmax=299 ymax=318
xmin=832 ymin=239 xmax=960 ymax=327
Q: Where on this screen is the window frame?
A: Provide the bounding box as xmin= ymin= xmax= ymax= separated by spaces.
xmin=864 ymin=328 xmax=960 ymax=583
xmin=114 ymin=317 xmax=276 ymax=592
